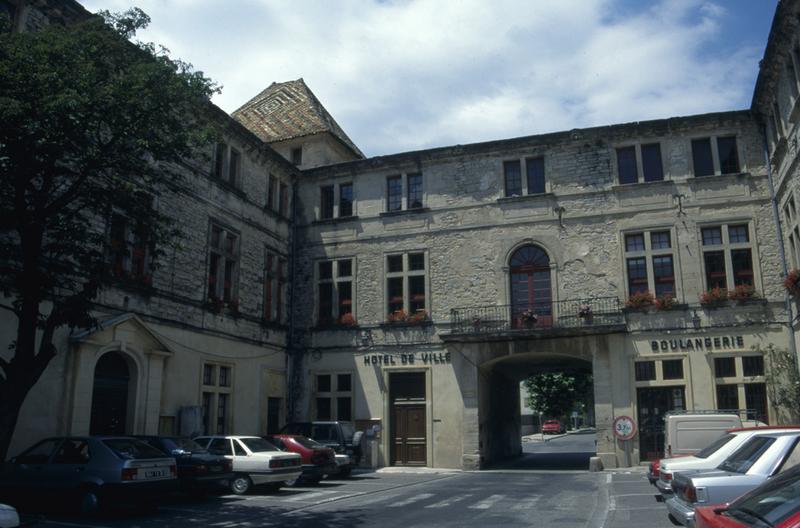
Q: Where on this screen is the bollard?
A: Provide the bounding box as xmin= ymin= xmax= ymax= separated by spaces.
xmin=589 ymin=456 xmax=604 ymax=472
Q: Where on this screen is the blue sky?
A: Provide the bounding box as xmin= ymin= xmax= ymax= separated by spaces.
xmin=82 ymin=0 xmax=779 ymax=157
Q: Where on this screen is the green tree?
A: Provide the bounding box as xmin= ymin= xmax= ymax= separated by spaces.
xmin=0 ymin=9 xmax=218 ymax=460
xmin=523 ymin=371 xmax=594 ymax=421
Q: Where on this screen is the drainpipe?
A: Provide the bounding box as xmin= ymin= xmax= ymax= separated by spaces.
xmin=761 ymin=125 xmax=799 ymax=371
xmin=286 ymin=178 xmax=301 ymax=421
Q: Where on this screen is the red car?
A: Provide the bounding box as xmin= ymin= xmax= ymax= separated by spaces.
xmin=542 ymin=420 xmax=565 ymax=434
xmin=694 ymin=464 xmax=800 ymax=528
xmin=265 ymin=434 xmax=337 ymax=485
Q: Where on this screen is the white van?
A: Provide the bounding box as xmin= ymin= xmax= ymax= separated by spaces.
xmin=663 ymin=412 xmax=743 ymax=457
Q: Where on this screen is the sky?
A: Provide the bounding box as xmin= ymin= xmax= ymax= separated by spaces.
xmin=81 ymin=0 xmax=779 ymax=158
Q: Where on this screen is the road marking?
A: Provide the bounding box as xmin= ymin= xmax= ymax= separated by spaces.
xmin=39 ymin=522 xmax=115 ymax=528
xmin=284 ymin=490 xmax=337 ymax=502
xmin=469 ymin=494 xmax=505 ymax=510
xmin=510 ymin=495 xmax=541 ymax=510
xmin=606 ymin=473 xmax=612 ymax=484
xmin=613 ymin=493 xmax=658 ymax=498
xmin=425 ymin=494 xmax=473 ymax=509
xmin=389 ymin=493 xmax=435 ymax=507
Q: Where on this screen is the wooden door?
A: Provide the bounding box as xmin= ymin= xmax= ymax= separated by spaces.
xmin=390 ymin=372 xmax=427 ymax=466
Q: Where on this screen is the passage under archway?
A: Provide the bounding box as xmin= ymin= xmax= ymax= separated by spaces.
xmin=89 ymin=352 xmax=132 ymax=435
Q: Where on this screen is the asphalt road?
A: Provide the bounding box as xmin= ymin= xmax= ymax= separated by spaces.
xmin=16 ymin=434 xmax=677 ymax=528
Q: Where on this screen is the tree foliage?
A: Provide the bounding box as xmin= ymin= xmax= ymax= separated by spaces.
xmin=763 ymin=344 xmax=800 ymax=423
xmin=523 ymin=371 xmax=593 ymax=420
xmin=0 ymin=9 xmax=218 ymax=460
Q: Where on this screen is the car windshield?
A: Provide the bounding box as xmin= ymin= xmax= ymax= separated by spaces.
xmin=695 ymin=434 xmax=735 ymax=459
xmin=163 ymin=437 xmax=206 ymax=453
xmin=718 ymin=436 xmax=776 ymax=474
xmin=239 ymin=437 xmax=279 ymax=453
xmin=103 ymin=439 xmax=169 ymax=460
xmin=726 ymin=466 xmax=800 ymax=526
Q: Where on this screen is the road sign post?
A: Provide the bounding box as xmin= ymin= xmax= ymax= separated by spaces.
xmin=612 ymin=415 xmax=637 ymax=467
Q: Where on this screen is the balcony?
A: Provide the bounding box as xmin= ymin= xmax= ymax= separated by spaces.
xmin=448 ymin=297 xmax=625 ymax=337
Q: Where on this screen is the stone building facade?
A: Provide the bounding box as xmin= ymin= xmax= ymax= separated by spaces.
xmin=5 ymin=0 xmax=800 ymax=471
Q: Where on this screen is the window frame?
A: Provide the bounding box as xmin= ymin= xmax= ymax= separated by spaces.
xmin=316 ymin=258 xmax=355 ymax=326
xmin=614 ymin=143 xmax=664 ymax=185
xmin=384 ymin=172 xmax=424 ymax=212
xmin=201 ymin=361 xmax=234 ymax=435
xmin=263 ymin=248 xmax=288 ymax=324
xmin=622 ymin=228 xmax=677 ymax=299
xmin=691 ymin=135 xmax=743 ymax=177
xmin=503 ymin=157 xmax=547 ymax=196
xmin=313 ymin=371 xmax=353 ymax=421
xmin=317 ymin=182 xmax=355 ymax=220
xmin=711 ymin=353 xmax=768 ymax=423
xmin=699 ymin=222 xmax=756 ymax=292
xmin=212 ymin=141 xmax=242 ymax=187
xmin=107 ymin=212 xmax=153 ymax=284
xmin=385 ymin=251 xmax=429 ymax=319
xmin=207 ymin=223 xmax=240 ymax=304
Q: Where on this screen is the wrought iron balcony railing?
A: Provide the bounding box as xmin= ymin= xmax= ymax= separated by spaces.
xmin=449 ymin=297 xmax=624 ymax=335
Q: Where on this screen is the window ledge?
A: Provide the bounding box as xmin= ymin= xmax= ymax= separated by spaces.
xmin=690 ymin=171 xmax=751 ymax=182
xmin=496 ymin=192 xmax=555 ymax=204
xmin=611 ymin=179 xmax=675 ymax=191
xmin=380 ymin=207 xmax=430 ymax=218
xmin=313 ymin=215 xmax=360 ymax=226
xmin=312 ymin=324 xmax=360 ymax=331
xmin=379 ymin=320 xmax=433 ymax=329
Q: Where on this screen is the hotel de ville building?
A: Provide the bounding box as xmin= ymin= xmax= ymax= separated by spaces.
xmin=4 ymin=0 xmax=800 ymax=471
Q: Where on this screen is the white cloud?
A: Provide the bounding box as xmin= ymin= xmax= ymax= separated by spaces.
xmin=80 ymin=0 xmax=766 ymax=156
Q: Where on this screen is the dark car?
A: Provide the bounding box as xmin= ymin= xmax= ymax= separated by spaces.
xmin=279 ymin=422 xmax=362 ymax=477
xmin=135 ymin=436 xmax=232 ymax=495
xmin=265 ymin=434 xmax=337 ymax=485
xmin=0 ymin=436 xmax=177 ymax=513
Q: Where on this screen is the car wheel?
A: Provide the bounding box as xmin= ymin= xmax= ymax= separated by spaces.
xmin=284 ymin=476 xmax=299 ymax=487
xmin=78 ymin=486 xmax=101 ymax=515
xmin=230 ymin=474 xmax=252 ymax=495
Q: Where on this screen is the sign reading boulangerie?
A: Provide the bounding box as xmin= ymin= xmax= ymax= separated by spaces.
xmin=650 ymin=335 xmax=745 ymax=352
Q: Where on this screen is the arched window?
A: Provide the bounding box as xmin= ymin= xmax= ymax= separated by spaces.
xmin=509 ymin=245 xmax=552 ymax=325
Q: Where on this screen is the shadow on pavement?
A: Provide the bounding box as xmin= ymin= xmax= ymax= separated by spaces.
xmin=486 ymin=451 xmax=595 ymax=470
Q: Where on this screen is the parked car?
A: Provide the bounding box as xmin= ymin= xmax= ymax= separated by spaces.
xmin=656 ymin=427 xmax=800 ymax=496
xmin=0 ymin=436 xmax=177 ymax=513
xmin=135 ymin=436 xmax=233 ymax=494
xmin=542 ymin=420 xmax=566 ymax=435
xmin=193 ymin=435 xmax=301 ymax=495
xmin=666 ymin=430 xmax=800 ymax=527
xmin=279 ymin=422 xmax=363 ymax=477
xmin=694 ymin=464 xmax=800 ymax=528
xmin=265 ymin=434 xmax=337 ymax=485
xmin=0 ymin=504 xmax=19 ymax=528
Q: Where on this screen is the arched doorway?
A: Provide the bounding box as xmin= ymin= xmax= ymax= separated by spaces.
xmin=509 ymin=245 xmax=552 ymax=327
xmin=89 ymin=352 xmax=132 ymax=435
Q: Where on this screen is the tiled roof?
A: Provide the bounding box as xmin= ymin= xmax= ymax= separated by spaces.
xmin=232 ymin=78 xmax=364 ymax=159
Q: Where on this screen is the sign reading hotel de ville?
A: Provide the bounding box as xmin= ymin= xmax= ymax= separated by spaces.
xmin=649 ymin=335 xmax=746 ymax=353
xmin=363 ymin=352 xmax=451 ymax=366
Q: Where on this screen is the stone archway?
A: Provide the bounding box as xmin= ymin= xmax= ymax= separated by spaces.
xmin=89 ymin=351 xmax=137 ymax=435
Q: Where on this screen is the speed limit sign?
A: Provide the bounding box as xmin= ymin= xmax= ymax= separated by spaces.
xmin=612 ymin=415 xmax=637 ymax=441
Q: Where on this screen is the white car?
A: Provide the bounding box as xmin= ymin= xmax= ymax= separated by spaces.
xmin=194 ymin=436 xmax=301 ymax=495
xmin=0 ymin=504 xmax=19 ymax=528
xmin=656 ymin=426 xmax=800 ymax=496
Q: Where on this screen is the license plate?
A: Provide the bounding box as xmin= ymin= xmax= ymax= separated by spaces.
xmin=141 ymin=468 xmax=167 ymax=479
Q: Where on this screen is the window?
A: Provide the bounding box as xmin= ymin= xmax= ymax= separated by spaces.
xmin=504 ymin=157 xmax=546 ymax=196
xmin=279 ymin=183 xmax=289 ymax=217
xmin=692 ymin=136 xmax=741 ymax=177
xmin=716 ymin=384 xmax=739 ymax=410
xmin=617 ymin=146 xmax=637 ymax=184
xmin=745 ymin=383 xmax=768 ymax=423
xmin=291 ymin=147 xmax=302 ymax=165
xmin=340 ymin=183 xmax=353 ymax=217
xmin=202 ymin=362 xmax=233 ymax=435
xmin=701 ymin=223 xmax=754 ymax=290
xmin=314 ymin=372 xmax=352 ymax=421
xmin=385 ymin=252 xmax=428 ymax=319
xmin=108 ymin=213 xmax=152 ymax=284
xmin=320 ymin=185 xmax=334 ymax=220
xmin=53 ymin=439 xmax=90 ymax=464
xmin=407 ymin=173 xmax=423 ymax=209
xmin=526 ymin=157 xmax=545 ymax=194
xmin=624 ymin=229 xmax=675 ymax=297
xmin=785 ymin=194 xmax=800 ymax=268
xmin=715 ymin=357 xmax=736 ymax=378
xmin=387 ymin=176 xmax=402 ymax=211
xmin=641 ymin=143 xmax=664 ymax=182
xmin=616 ymin=144 xmax=663 ymax=184
xmin=692 ymin=138 xmax=714 ymax=177
xmin=317 ymin=259 xmax=354 ymax=325
xmin=504 ymin=160 xmax=522 ymax=196
xmin=662 ymin=359 xmax=684 ymax=380
xmin=212 ymin=142 xmax=240 ymax=186
xmin=208 ymin=225 xmax=239 ymax=303
xmin=263 ymin=250 xmax=287 ymax=323
xmin=635 ymin=361 xmax=656 ymax=381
